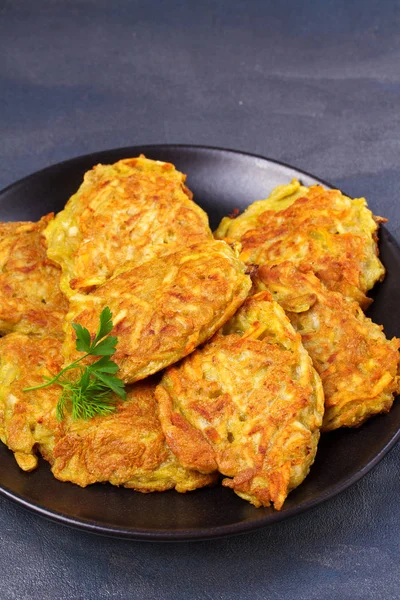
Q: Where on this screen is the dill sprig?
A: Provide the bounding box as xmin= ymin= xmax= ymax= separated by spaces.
xmin=24 ymin=306 xmax=126 ymax=421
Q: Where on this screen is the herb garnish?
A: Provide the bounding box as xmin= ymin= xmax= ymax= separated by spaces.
xmin=24 ymin=306 xmax=126 ymax=421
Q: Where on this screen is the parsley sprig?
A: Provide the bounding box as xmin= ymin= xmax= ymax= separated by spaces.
xmin=24 ymin=307 xmax=126 ymax=421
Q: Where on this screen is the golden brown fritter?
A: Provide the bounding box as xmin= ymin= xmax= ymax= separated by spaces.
xmin=215 ymin=179 xmax=385 ymax=308
xmin=0 ymin=334 xmax=215 ymax=492
xmin=62 ymin=240 xmax=252 ymax=384
xmin=44 ymin=155 xmax=213 ymax=297
xmin=0 ymin=333 xmax=62 ymax=471
xmin=254 ymin=262 xmax=400 ymax=431
xmin=0 ymin=215 xmax=68 ymax=335
xmin=156 ymin=291 xmax=324 ymax=509
xmin=51 ymin=379 xmax=217 ymax=492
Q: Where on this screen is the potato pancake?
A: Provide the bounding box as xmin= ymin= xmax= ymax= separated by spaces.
xmin=215 ymin=179 xmax=385 ymax=307
xmin=254 ymin=262 xmax=400 ymax=431
xmin=0 ymin=333 xmax=62 ymax=471
xmin=0 ymin=214 xmax=68 ymax=335
xmin=156 ymin=291 xmax=324 ymax=509
xmin=0 ymin=335 xmax=215 ymax=492
xmin=44 ymin=155 xmax=213 ymax=297
xmin=52 ymin=379 xmax=217 ymax=492
xmin=62 ymin=240 xmax=252 ymax=383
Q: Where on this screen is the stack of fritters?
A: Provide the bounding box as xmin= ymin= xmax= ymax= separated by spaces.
xmin=0 ymin=333 xmax=216 ymax=490
xmin=215 ymin=180 xmax=400 ymax=432
xmin=0 ymin=157 xmax=251 ymax=497
xmin=0 ymin=158 xmax=398 ymax=511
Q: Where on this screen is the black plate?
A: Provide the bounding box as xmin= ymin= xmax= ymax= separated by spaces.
xmin=0 ymin=145 xmax=399 ymax=541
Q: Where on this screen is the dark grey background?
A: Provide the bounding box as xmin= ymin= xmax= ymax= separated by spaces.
xmin=1 ymin=1 xmax=400 ymax=598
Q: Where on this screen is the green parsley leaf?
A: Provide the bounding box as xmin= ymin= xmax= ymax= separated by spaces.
xmin=93 ymin=371 xmax=127 ymax=399
xmin=71 ymin=322 xmax=92 ymax=353
xmin=90 ymin=356 xmax=119 ymax=374
xmin=93 ymin=305 xmax=114 ymax=346
xmin=89 ymin=335 xmax=118 ymax=356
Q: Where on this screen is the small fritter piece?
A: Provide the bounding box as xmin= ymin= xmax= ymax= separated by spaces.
xmin=44 ymin=155 xmax=213 ymax=297
xmin=62 ymin=240 xmax=252 ymax=384
xmin=0 ymin=215 xmax=68 ymax=335
xmin=51 ymin=379 xmax=217 ymax=492
xmin=215 ymin=179 xmax=385 ymax=307
xmin=156 ymin=291 xmax=324 ymax=510
xmin=254 ymin=262 xmax=400 ymax=431
xmin=0 ymin=333 xmax=62 ymax=471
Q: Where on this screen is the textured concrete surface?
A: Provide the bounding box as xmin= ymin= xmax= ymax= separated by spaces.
xmin=1 ymin=1 xmax=400 ymax=598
